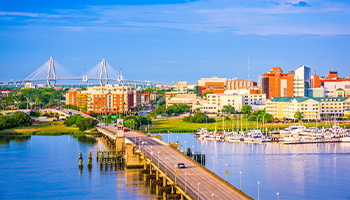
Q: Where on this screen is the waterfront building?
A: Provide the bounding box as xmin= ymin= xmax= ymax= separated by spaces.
xmin=206 ymin=93 xmax=266 ymax=113
xmin=86 ymin=85 xmax=134 ymax=114
xmin=293 ymin=65 xmax=311 ymax=97
xmin=266 ymin=96 xmax=350 ymax=120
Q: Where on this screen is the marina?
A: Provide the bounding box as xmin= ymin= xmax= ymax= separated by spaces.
xmin=194 ymin=123 xmax=350 ymax=145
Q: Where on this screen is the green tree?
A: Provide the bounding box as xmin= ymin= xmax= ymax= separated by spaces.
xmin=64 ymin=114 xmax=84 ymax=126
xmin=222 ymin=105 xmax=235 ymax=114
xmin=294 ymin=111 xmax=303 ymax=121
xmin=11 ymin=111 xmax=32 ymax=126
xmin=241 ymin=105 xmax=253 ymax=115
xmin=76 ymin=118 xmax=98 ymax=131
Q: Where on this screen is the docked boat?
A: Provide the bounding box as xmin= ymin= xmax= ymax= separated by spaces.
xmin=340 ymin=137 xmax=350 ymax=143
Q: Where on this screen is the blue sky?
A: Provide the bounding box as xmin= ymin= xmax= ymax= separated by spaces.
xmin=0 ymin=0 xmax=349 ymax=84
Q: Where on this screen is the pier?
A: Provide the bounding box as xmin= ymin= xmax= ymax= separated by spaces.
xmin=97 ymin=124 xmax=252 ymax=200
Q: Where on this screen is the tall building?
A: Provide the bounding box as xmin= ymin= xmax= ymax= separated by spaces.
xmin=225 ymin=79 xmax=254 ymax=90
xmin=133 ymin=89 xmax=141 ymax=107
xmin=293 ymin=65 xmax=311 ymax=97
xmin=262 ymin=67 xmax=288 ymax=99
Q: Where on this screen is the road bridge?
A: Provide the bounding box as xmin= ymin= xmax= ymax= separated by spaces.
xmin=98 ymin=125 xmax=252 ymax=200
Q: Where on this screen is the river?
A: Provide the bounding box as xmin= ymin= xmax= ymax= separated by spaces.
xmin=0 ymin=135 xmax=160 ymax=199
xmin=1 ymin=134 xmax=350 ymax=199
xmin=160 ymin=133 xmax=350 ymax=200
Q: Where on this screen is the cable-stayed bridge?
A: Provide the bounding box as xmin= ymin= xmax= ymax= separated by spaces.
xmin=0 ymin=57 xmax=172 ymax=88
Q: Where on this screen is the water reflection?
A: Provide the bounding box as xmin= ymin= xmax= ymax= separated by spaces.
xmin=0 ymin=135 xmax=31 ymax=144
xmin=0 ymin=135 xmax=161 ymax=199
xmin=159 ymin=133 xmax=350 ymax=199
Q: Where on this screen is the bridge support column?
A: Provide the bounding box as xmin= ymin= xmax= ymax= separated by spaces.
xmin=156 ymin=170 xmax=159 ymax=181
xmin=180 ymin=194 xmax=184 ymax=200
xmin=116 ymin=137 xmax=125 ymax=152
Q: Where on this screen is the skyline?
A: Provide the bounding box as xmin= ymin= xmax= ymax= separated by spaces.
xmin=0 ymin=0 xmax=349 ymax=84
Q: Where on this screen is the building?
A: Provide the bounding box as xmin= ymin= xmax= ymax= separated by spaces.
xmin=150 ymin=93 xmax=157 ymax=101
xmin=174 ymin=81 xmax=188 ymax=93
xmin=76 ymin=92 xmax=87 ymax=110
xmin=206 ymin=93 xmax=266 ymax=113
xmin=24 ymin=83 xmax=35 ymax=89
xmin=133 ymin=89 xmax=141 ymax=107
xmin=86 ymin=85 xmax=134 ymax=114
xmin=262 ymin=67 xmax=288 ymax=99
xmin=225 ymin=79 xmax=254 ymax=90
xmin=266 ymin=96 xmax=350 ymax=120
xmin=166 ymin=94 xmax=198 ymax=108
xmin=323 ymin=81 xmax=350 ymax=97
xmin=197 ymin=77 xmax=227 ymax=95
xmin=307 ymin=88 xmax=325 ymax=98
xmin=66 ymin=88 xmax=80 ymax=106
xmin=293 ymin=65 xmax=311 ymax=97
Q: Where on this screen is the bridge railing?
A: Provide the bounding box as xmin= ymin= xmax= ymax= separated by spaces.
xmin=144 ymin=153 xmax=198 ymax=200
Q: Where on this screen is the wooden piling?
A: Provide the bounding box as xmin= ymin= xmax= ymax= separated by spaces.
xmin=79 ymin=152 xmax=83 ymax=169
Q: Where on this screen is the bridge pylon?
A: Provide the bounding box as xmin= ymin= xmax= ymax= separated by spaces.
xmin=100 ymin=59 xmax=108 ymax=86
xmin=47 ymin=57 xmax=56 ymax=87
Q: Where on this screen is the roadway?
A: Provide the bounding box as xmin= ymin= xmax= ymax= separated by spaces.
xmin=103 ymin=125 xmax=251 ymax=200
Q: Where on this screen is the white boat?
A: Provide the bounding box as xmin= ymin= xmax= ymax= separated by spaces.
xmin=340 ymin=137 xmax=350 ymax=143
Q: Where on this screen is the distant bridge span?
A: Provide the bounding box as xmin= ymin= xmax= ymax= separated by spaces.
xmin=0 ymin=57 xmax=172 ymax=88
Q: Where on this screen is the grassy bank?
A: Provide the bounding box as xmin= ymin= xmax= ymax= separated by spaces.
xmin=0 ymin=121 xmax=83 ymax=136
xmin=148 ymin=118 xmax=350 ymax=133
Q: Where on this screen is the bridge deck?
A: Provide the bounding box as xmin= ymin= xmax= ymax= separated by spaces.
xmin=102 ymin=125 xmax=251 ymax=200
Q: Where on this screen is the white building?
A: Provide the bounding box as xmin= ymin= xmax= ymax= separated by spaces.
xmin=205 ymin=93 xmax=266 ymax=113
xmin=293 ymin=65 xmax=311 ymax=97
xmin=324 ymin=81 xmax=350 ymax=97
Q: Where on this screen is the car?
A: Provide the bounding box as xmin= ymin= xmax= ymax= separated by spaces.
xmin=177 ymin=163 xmax=185 ymax=168
xmin=124 ymin=128 xmax=130 ymax=132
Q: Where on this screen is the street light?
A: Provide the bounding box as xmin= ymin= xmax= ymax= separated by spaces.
xmin=184 ymin=141 xmax=187 ymax=153
xmin=277 ymin=192 xmax=280 ymax=200
xmin=168 ymin=131 xmax=170 ymax=143
xmin=212 ymin=194 xmax=214 ymax=200
xmin=258 ymin=182 xmax=260 ymax=200
xmin=198 ymin=183 xmax=200 ymax=200
xmin=225 ymin=164 xmax=228 ymax=181
xmin=240 ymin=171 xmax=242 ymax=190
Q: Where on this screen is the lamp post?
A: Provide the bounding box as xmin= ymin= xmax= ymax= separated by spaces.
xmin=225 ymin=164 xmax=228 ymax=181
xmin=198 ymin=183 xmax=200 ymax=200
xmin=212 ymin=194 xmax=214 ymax=200
xmin=277 ymin=192 xmax=279 ymax=200
xmin=240 ymin=171 xmax=242 ymax=190
xmin=258 ymin=182 xmax=260 ymax=200
xmin=168 ymin=131 xmax=170 ymax=143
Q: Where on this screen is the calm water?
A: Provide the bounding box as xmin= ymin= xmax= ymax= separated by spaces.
xmin=160 ymin=133 xmax=350 ymax=200
xmin=0 ymin=135 xmax=160 ymax=199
